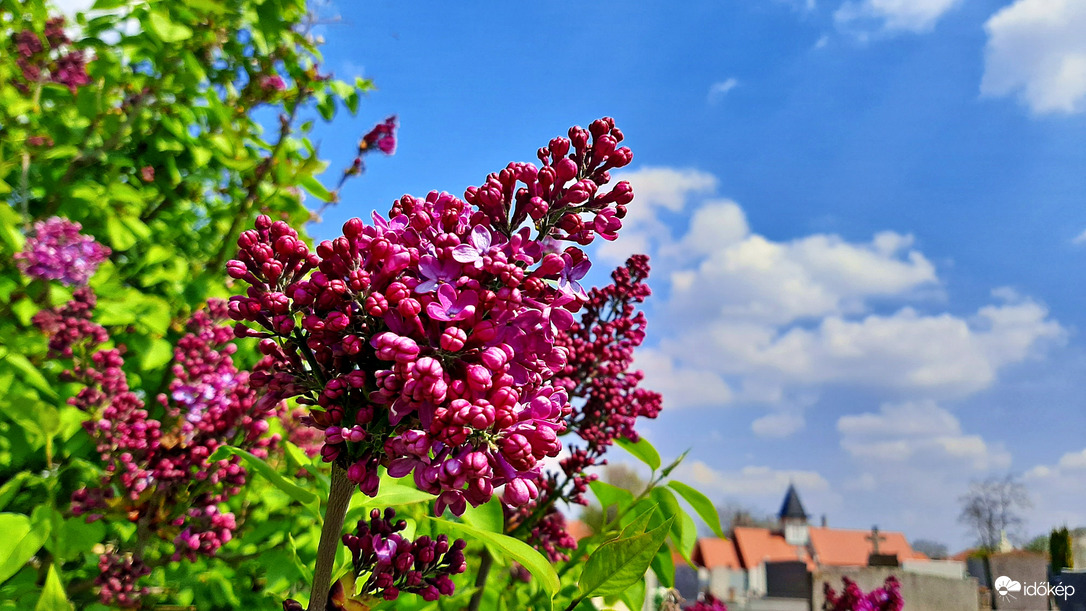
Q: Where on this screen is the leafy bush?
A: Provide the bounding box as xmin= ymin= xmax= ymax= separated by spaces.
xmin=1 ymin=1 xmax=724 ymax=610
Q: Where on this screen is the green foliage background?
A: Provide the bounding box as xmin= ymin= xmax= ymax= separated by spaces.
xmin=1 ymin=0 xmax=370 ymax=607
xmin=0 ymin=2 xmax=723 ymax=609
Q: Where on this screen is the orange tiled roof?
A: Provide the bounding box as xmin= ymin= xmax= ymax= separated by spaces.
xmin=732 ymin=527 xmax=814 ymax=570
xmin=692 ymin=538 xmax=742 ymax=570
xmin=808 ymin=526 xmax=928 ymax=567
xmin=566 ymin=519 xmax=592 ymax=542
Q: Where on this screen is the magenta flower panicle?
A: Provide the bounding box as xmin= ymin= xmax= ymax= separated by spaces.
xmin=227 ymin=118 xmax=636 ymax=515
xmin=16 ymin=216 xmax=110 ymax=286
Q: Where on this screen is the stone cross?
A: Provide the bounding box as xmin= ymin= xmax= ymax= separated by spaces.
xmin=867 ymin=526 xmax=886 ymax=555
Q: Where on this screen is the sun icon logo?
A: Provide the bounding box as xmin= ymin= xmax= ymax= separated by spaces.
xmin=994 ymin=575 xmax=1022 ymax=600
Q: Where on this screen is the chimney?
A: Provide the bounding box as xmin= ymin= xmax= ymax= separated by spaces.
xmin=821 ymin=514 xmax=827 ymax=528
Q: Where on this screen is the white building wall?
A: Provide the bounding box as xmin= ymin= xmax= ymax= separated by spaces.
xmin=902 ymin=559 xmax=966 ymax=579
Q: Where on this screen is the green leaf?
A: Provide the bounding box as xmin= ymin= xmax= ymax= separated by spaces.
xmin=589 ymin=480 xmax=633 ymax=514
xmin=668 ymin=480 xmax=725 ymax=538
xmin=0 ymin=513 xmax=49 ymax=584
xmin=10 ymin=298 xmax=38 ymax=327
xmin=578 ymin=516 xmax=673 ymax=599
xmin=619 ymin=504 xmax=656 ymax=539
xmin=651 ymin=487 xmax=694 ymax=567
xmin=2 ymin=353 xmax=57 ymax=401
xmin=427 ymin=517 xmax=559 ymax=597
xmin=207 ymin=446 xmax=318 ymax=516
xmin=660 ymin=449 xmax=690 ymax=478
xmin=54 ymin=517 xmax=106 ymax=563
xmin=104 ymin=216 xmax=136 ymax=251
xmin=299 ymin=176 xmax=333 ymax=202
xmin=460 ymin=495 xmax=504 ymax=534
xmin=615 ymin=437 xmax=661 ymax=472
xmin=147 ymin=10 xmax=193 ymax=43
xmin=191 ymin=146 xmax=213 ymax=167
xmin=91 ymin=0 xmax=127 ymax=9
xmin=619 ymin=577 xmax=646 ymax=611
xmin=0 ymin=473 xmax=36 ymax=512
xmin=138 ymin=338 xmax=173 ymax=371
xmin=650 ymin=541 xmax=675 ymax=588
xmin=352 ymin=483 xmax=434 ymax=509
xmin=34 ymin=564 xmax=71 ymax=611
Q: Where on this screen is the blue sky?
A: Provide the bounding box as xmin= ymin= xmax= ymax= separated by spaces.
xmin=308 ymin=0 xmax=1086 ymax=551
xmin=62 ymin=0 xmax=1086 ymax=550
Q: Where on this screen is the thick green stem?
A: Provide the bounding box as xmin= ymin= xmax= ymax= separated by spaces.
xmin=308 ymin=462 xmax=354 ymax=611
xmin=467 ymin=547 xmax=494 ymax=611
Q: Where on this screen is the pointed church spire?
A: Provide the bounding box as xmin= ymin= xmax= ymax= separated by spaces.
xmin=779 ymin=484 xmax=808 ymax=522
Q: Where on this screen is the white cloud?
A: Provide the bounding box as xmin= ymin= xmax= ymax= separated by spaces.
xmin=1024 ymin=449 xmax=1086 ymax=533
xmin=708 ymin=78 xmax=739 ymax=104
xmin=838 ymin=400 xmax=1012 ymax=471
xmin=634 ymin=348 xmax=733 ymax=410
xmin=1073 ymin=228 xmax=1086 ymax=245
xmin=622 ymin=166 xmax=1065 ymax=436
xmin=833 ymin=401 xmax=1018 ymax=545
xmin=981 ymin=0 xmax=1086 ymax=114
xmin=751 ymin=411 xmax=806 ymax=438
xmin=835 ymin=0 xmax=962 ymax=34
xmin=598 ymin=167 xmax=717 ymax=264
xmin=666 ymin=230 xmax=937 ymax=326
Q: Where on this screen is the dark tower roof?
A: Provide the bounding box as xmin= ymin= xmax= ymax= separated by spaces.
xmin=779 ymin=484 xmax=808 ymax=521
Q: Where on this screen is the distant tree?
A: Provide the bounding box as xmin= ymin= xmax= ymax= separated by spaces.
xmin=711 ymin=501 xmax=777 ymax=535
xmin=912 ymin=539 xmax=949 ymax=559
xmin=958 ymin=475 xmax=1032 ymax=550
xmin=1051 ymin=527 xmax=1073 ymax=573
xmin=1025 ymin=534 xmax=1050 ymax=555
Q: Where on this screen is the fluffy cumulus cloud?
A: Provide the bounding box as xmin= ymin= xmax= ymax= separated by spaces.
xmin=612 ymin=167 xmax=1066 ymax=435
xmin=1024 ymin=449 xmax=1086 ymax=531
xmin=835 ymin=401 xmax=1014 ymax=544
xmin=838 ymin=400 xmax=1011 ymax=471
xmin=597 ymin=167 xmax=717 ymax=264
xmin=835 ymin=0 xmax=962 ymax=35
xmin=981 ymin=0 xmax=1086 ymax=114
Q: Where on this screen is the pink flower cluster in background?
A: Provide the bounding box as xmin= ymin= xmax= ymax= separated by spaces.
xmin=227 ymin=117 xmax=634 ymax=515
xmin=823 ymin=576 xmax=904 ymax=611
xmin=12 ymin=16 xmax=90 ymax=92
xmin=685 ymin=594 xmax=729 ymax=611
xmin=32 ymin=288 xmax=278 ymax=606
xmin=16 ymin=216 xmax=110 ymax=286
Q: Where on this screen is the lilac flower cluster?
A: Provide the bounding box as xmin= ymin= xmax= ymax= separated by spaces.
xmin=16 ymin=216 xmax=110 ymax=286
xmin=361 ymin=115 xmax=397 ymax=155
xmin=35 ymin=294 xmax=278 ymax=606
xmin=555 ymin=254 xmax=661 ymax=503
xmin=283 ymin=510 xmax=465 ymax=608
xmin=511 ymin=256 xmax=662 ymax=561
xmin=11 ymin=16 xmax=90 ymax=92
xmin=685 ymin=594 xmax=729 ymax=611
xmin=227 ymin=117 xmax=634 ymax=515
xmin=823 ymin=576 xmax=904 ymax=611
xmin=343 ymin=508 xmax=466 ymax=601
xmin=94 ymin=553 xmax=150 ymax=608
xmin=338 ymin=116 xmax=399 ymax=183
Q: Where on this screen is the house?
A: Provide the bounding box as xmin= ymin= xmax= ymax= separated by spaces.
xmin=692 ymin=484 xmax=936 ymax=604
